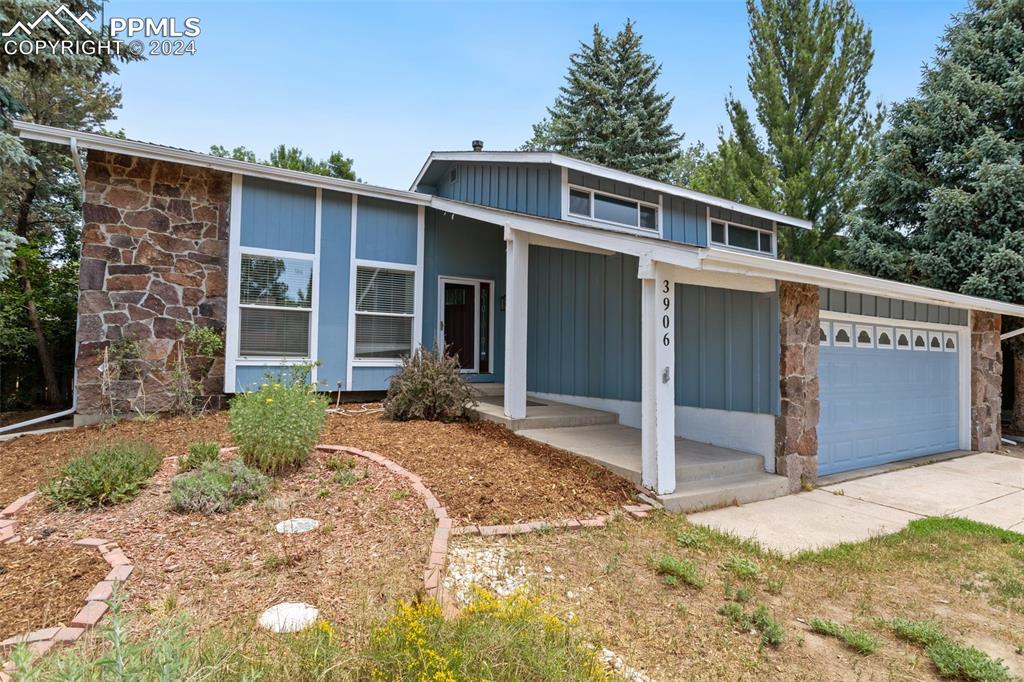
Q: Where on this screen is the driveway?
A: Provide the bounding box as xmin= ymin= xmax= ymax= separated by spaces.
xmin=688 ymin=452 xmax=1024 ymax=555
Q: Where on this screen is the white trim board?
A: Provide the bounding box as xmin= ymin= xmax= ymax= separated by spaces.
xmin=224 ymin=174 xmax=243 ymax=393
xmin=436 ymin=276 xmax=496 ymax=375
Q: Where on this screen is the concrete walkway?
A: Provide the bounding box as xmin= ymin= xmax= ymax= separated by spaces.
xmin=689 ymin=452 xmax=1024 ymax=555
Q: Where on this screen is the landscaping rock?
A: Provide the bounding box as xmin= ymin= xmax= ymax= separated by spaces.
xmin=274 ymin=518 xmax=319 ymax=535
xmin=257 ymin=602 xmax=319 ymax=633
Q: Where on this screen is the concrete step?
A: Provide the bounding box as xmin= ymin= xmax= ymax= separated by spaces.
xmin=657 ymin=472 xmax=790 ymax=514
xmin=471 ymin=395 xmax=619 ymax=432
xmin=676 ymin=450 xmax=766 ymax=483
xmin=469 ymin=382 xmax=505 ymax=398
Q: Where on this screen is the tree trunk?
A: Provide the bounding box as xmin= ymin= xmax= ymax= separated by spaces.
xmin=1013 ymin=351 xmax=1024 ymax=435
xmin=15 ymin=183 xmax=62 ymax=406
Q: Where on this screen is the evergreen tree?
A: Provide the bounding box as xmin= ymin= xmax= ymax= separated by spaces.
xmin=843 ymin=0 xmax=1024 ymax=431
xmin=692 ymin=0 xmax=882 ymax=265
xmin=211 ymin=144 xmax=358 ymax=181
xmin=524 ymin=20 xmax=682 ymax=181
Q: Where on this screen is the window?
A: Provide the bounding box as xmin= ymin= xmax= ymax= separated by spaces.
xmin=449 ymin=167 xmax=458 ymax=184
xmin=354 ymin=266 xmax=415 ymax=360
xmin=819 ymin=321 xmax=830 ymax=346
xmin=943 ymin=333 xmax=957 ymax=352
xmin=855 ymin=325 xmax=875 ymax=348
xmin=239 ymin=253 xmax=313 ymax=357
xmin=928 ymin=331 xmax=943 ymax=351
xmin=709 ymin=219 xmax=774 ymax=254
xmin=566 ymin=185 xmax=659 ymax=231
xmin=877 ymin=327 xmax=894 ymax=349
xmin=833 ymin=323 xmax=852 ymax=347
xmin=896 ymin=328 xmax=912 ymax=350
xmin=913 ymin=331 xmax=928 ymax=351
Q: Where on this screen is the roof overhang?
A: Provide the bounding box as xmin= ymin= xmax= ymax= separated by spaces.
xmin=14 ymin=121 xmax=432 ymax=206
xmin=413 ymin=151 xmax=812 ymax=230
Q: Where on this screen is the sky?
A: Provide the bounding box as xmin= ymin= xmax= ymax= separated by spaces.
xmin=100 ymin=0 xmax=965 ymax=190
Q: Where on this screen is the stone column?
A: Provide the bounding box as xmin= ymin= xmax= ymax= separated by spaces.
xmin=775 ymin=281 xmax=820 ymax=491
xmin=971 ymin=311 xmax=1002 ymax=451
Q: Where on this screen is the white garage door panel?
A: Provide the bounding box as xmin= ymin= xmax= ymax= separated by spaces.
xmin=818 ymin=322 xmax=959 ymax=475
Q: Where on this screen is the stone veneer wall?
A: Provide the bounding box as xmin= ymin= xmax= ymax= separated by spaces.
xmin=775 ymin=281 xmax=820 ymax=491
xmin=971 ymin=311 xmax=1002 ymax=451
xmin=76 ymin=151 xmax=230 ymax=422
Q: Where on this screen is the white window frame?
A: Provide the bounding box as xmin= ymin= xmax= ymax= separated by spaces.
xmin=876 ymin=326 xmax=895 ymax=349
xmin=854 ymin=324 xmax=875 ymax=348
xmin=895 ymin=328 xmax=913 ymax=351
xmin=437 ymin=276 xmax=496 ymax=374
xmin=832 ymin=322 xmax=853 ymax=347
xmin=352 ymin=259 xmax=418 ymax=366
xmin=927 ymin=331 xmax=944 ymax=352
xmin=564 ymin=183 xmax=661 ymax=234
xmin=708 ymin=211 xmax=777 ymax=256
xmin=226 ymin=179 xmax=321 ymax=388
xmin=819 ymin=320 xmax=831 ymax=347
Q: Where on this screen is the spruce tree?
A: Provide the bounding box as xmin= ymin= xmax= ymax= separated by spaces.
xmin=843 ymin=0 xmax=1024 ymax=431
xmin=524 ymin=20 xmax=682 ymax=181
xmin=691 ymin=0 xmax=882 ymax=266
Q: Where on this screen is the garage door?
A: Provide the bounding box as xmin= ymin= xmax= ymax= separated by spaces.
xmin=817 ymin=319 xmax=960 ymax=475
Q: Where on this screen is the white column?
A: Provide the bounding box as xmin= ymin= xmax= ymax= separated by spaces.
xmin=503 ymin=225 xmax=529 ymax=419
xmin=639 ymin=257 xmax=676 ymax=495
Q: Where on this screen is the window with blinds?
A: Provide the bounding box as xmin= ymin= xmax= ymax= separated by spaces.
xmin=238 ymin=253 xmax=313 ymax=357
xmin=354 ymin=266 xmax=415 ymax=359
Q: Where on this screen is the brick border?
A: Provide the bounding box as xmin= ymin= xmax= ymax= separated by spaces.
xmin=315 ymin=445 xmax=657 ymax=615
xmin=0 ymin=494 xmax=135 ymax=680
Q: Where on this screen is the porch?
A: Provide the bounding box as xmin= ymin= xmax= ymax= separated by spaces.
xmin=469 ymin=385 xmax=789 ymax=512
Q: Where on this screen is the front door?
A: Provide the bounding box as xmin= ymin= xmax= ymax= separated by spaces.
xmin=442 ymin=281 xmax=476 ymax=371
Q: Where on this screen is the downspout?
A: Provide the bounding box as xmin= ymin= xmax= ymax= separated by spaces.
xmin=0 ymin=138 xmax=86 ymax=435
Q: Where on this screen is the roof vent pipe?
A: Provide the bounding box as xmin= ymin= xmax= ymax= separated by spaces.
xmin=471 ymin=140 xmax=483 ymax=152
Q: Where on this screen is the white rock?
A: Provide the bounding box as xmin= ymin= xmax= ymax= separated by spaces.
xmin=258 ymin=602 xmax=319 ymax=633
xmin=275 ymin=518 xmax=319 ymax=534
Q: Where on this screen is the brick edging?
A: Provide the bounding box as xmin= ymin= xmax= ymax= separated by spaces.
xmin=0 ymin=494 xmax=135 ymax=679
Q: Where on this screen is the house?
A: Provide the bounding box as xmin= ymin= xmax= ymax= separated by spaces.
xmin=13 ymin=121 xmax=1021 ymax=510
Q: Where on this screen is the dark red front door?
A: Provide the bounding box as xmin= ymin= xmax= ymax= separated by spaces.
xmin=443 ymin=282 xmax=474 ymax=369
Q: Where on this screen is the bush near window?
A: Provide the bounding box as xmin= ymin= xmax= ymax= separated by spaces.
xmin=228 ymin=372 xmax=329 ymax=475
xmin=170 ymin=460 xmax=269 ymax=514
xmin=41 ymin=441 xmax=163 ymax=510
xmin=178 ymin=441 xmax=220 ymax=471
xmin=383 ymin=345 xmax=477 ymax=422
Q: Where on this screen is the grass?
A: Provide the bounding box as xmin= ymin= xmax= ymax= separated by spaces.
xmin=809 ymin=618 xmax=879 ymax=655
xmin=721 ymin=555 xmax=759 ymax=580
xmin=718 ymin=602 xmax=783 ymax=648
xmin=881 ymin=618 xmax=1014 ymax=681
xmin=653 ymin=554 xmax=705 ymax=589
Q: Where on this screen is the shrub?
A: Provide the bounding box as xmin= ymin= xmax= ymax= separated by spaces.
xmin=653 ymin=554 xmax=705 ymax=588
xmin=41 ymin=441 xmax=163 ymax=509
xmin=362 ymin=590 xmax=609 ymax=681
xmin=229 ymin=371 xmax=329 ymax=475
xmin=810 ymin=618 xmax=879 ymax=655
xmin=179 ymin=441 xmax=220 ymax=471
xmin=170 ymin=460 xmax=269 ymax=514
xmin=382 ymin=345 xmax=476 ymax=421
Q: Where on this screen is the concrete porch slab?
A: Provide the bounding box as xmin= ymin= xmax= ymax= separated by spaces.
xmin=689 ymin=489 xmax=922 ymax=556
xmin=471 ymin=396 xmax=618 ymax=431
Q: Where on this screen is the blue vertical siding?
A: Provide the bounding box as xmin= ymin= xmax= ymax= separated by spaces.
xmin=676 ymin=285 xmax=779 ymax=414
xmin=663 ymin=195 xmax=708 ymax=246
xmin=240 ymin=177 xmax=315 ymax=253
xmin=438 ymin=163 xmax=561 ymax=219
xmin=422 ymin=209 xmax=506 ymax=382
xmin=820 ymin=288 xmax=968 ymax=326
xmin=351 ymin=366 xmax=398 ymax=391
xmin=525 ymin=245 xmax=778 ymax=414
xmin=235 ymin=365 xmax=311 ymax=391
xmin=317 ymin=191 xmax=353 ymax=390
xmin=355 ymin=197 xmax=418 ymax=264
xmin=527 ymin=247 xmax=642 ymax=401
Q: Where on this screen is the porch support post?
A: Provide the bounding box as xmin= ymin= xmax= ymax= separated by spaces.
xmin=503 ymin=225 xmax=528 ymax=419
xmin=639 ymin=256 xmax=676 ymax=495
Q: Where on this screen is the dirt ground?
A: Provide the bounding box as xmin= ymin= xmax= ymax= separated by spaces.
xmin=447 ymin=513 xmax=1024 ymax=681
xmin=12 ymin=447 xmax=432 ymax=644
xmin=1 ymin=408 xmax=635 ymax=523
xmin=0 ymin=542 xmax=109 ymax=640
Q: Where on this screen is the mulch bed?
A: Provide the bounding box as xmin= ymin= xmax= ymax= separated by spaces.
xmin=321 ymin=410 xmax=637 ymax=524
xmin=0 ymin=541 xmax=109 ymax=640
xmin=0 ymin=413 xmax=230 ymax=507
xmin=14 ymin=448 xmax=432 ymax=639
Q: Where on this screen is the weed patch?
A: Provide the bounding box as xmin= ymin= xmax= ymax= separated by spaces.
xmin=42 ymin=441 xmax=163 ymax=509
xmin=653 ymin=554 xmax=705 ymax=589
xmin=178 ymin=441 xmax=220 ymax=471
xmin=722 ymin=555 xmax=759 ymax=581
xmin=881 ymin=618 xmax=1013 ymax=681
xmin=809 ymin=618 xmax=878 ymax=655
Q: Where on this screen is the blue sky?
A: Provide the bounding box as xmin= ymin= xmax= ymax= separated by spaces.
xmin=104 ymin=0 xmax=964 ymax=189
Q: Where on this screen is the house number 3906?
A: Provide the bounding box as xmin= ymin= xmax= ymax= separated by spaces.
xmin=661 ymin=279 xmax=671 ymax=347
